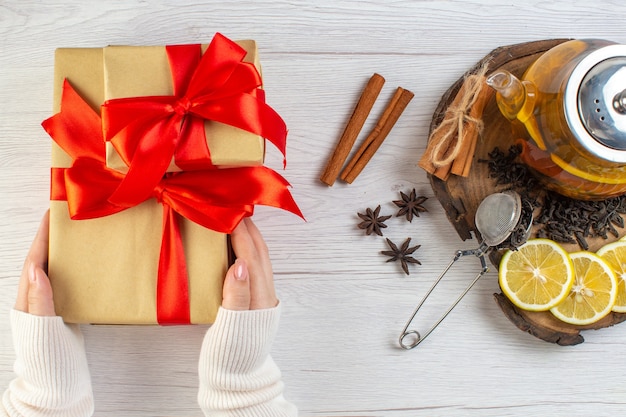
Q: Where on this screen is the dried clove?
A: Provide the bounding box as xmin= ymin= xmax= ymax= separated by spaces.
xmin=482 ymin=145 xmax=626 ymax=250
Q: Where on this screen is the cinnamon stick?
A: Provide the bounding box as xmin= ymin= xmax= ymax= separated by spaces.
xmin=461 ymin=128 xmax=479 ymax=177
xmin=450 ymin=83 xmax=493 ymax=176
xmin=433 ymin=163 xmax=451 ymax=181
xmin=319 ymin=73 xmax=385 ymax=186
xmin=340 ymin=87 xmax=414 ymax=184
xmin=418 ymin=65 xmax=491 ymax=180
xmin=418 ymin=81 xmax=468 ymax=178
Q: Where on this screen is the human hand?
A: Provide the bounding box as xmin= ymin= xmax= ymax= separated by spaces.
xmin=14 ymin=211 xmax=56 ymax=316
xmin=221 ymin=217 xmax=278 ymax=311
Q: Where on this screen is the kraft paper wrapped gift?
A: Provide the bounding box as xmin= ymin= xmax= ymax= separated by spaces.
xmin=102 ymin=40 xmax=265 ymax=173
xmin=46 ymin=37 xmax=280 ymax=325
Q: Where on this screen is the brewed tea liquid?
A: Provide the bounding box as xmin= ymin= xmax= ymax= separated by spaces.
xmin=500 ymin=39 xmax=626 ymax=199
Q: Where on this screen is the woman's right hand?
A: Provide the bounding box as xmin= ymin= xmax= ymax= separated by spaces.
xmin=14 ymin=210 xmax=56 ymax=317
xmin=221 ymin=217 xmax=279 ymax=311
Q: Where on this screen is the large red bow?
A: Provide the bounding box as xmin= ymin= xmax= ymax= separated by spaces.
xmin=101 ymin=33 xmax=288 ymax=208
xmin=44 ymin=79 xmax=302 ymax=324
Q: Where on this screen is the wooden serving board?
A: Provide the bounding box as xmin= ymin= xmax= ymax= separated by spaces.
xmin=428 ymin=39 xmax=626 ymax=345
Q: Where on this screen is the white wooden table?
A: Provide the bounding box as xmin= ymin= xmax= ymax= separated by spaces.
xmin=2 ymin=1 xmax=626 ymax=415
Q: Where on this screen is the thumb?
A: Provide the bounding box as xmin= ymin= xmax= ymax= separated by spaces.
xmin=27 ymin=264 xmax=56 ymax=317
xmin=221 ymin=259 xmax=250 ymax=311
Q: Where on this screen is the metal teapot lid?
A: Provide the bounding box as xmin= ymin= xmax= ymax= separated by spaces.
xmin=565 ymin=45 xmax=626 ymax=162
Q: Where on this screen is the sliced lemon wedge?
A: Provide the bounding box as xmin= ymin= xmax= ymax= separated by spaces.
xmin=550 ymin=251 xmax=617 ymax=325
xmin=499 ymin=239 xmax=574 ymax=311
xmin=596 ymin=241 xmax=626 ymax=313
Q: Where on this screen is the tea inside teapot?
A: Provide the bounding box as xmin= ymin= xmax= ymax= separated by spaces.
xmin=487 ymin=39 xmax=626 ymax=200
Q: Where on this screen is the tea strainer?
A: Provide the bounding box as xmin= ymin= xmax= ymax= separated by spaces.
xmin=399 ymin=191 xmax=531 ymax=349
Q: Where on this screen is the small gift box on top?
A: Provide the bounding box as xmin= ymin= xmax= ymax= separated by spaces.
xmin=102 ymin=40 xmax=267 ymax=173
xmin=44 ymin=33 xmax=301 ymax=325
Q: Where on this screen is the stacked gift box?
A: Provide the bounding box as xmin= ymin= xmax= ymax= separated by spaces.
xmin=43 ymin=33 xmax=301 ymax=325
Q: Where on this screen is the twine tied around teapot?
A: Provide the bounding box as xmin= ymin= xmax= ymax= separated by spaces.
xmin=419 ymin=63 xmax=493 ymax=180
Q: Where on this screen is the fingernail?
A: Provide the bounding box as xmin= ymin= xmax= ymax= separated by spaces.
xmin=28 ymin=263 xmax=37 ymax=285
xmin=234 ymin=260 xmax=248 ymax=281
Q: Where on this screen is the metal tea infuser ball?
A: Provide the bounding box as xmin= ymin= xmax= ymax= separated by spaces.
xmin=399 ymin=191 xmax=530 ymax=349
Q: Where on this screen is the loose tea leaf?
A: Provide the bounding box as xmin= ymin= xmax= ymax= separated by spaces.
xmin=393 ymin=189 xmax=428 ymax=222
xmin=482 ymin=145 xmax=626 ymax=250
xmin=480 ymin=145 xmax=538 ymax=191
xmin=381 ymin=237 xmax=421 ymax=275
xmin=357 ymin=205 xmax=392 ymax=236
xmin=535 ymin=193 xmax=626 ymax=250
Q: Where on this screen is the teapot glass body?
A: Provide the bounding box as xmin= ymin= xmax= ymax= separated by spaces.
xmin=488 ymin=39 xmax=626 ymax=200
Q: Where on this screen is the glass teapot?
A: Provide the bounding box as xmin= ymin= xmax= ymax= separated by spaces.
xmin=487 ymin=39 xmax=626 ymax=200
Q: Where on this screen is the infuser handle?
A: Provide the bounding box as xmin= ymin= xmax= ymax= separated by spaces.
xmin=399 ymin=247 xmax=490 ymax=350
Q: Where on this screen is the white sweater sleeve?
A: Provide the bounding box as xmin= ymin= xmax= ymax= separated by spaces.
xmin=198 ymin=304 xmax=298 ymax=417
xmin=1 ymin=310 xmax=94 ymax=417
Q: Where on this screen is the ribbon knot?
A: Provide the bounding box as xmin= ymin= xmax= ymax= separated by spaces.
xmin=171 ymin=97 xmax=192 ymax=116
xmin=153 ymin=183 xmax=166 ymax=203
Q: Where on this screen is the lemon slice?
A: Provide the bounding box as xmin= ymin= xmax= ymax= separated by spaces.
xmin=550 ymin=251 xmax=617 ymax=325
xmin=499 ymin=239 xmax=574 ymax=311
xmin=596 ymin=241 xmax=626 ymax=313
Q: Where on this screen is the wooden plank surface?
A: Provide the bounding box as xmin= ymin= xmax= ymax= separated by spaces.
xmin=2 ymin=1 xmax=626 ymax=416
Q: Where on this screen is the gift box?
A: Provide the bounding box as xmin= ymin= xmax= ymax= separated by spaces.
xmin=44 ymin=34 xmax=300 ymax=325
xmin=48 ymin=201 xmax=229 ymax=325
xmin=102 ymin=40 xmax=265 ymax=173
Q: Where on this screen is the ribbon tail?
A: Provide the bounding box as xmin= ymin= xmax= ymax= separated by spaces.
xmin=50 ymin=167 xmax=68 ymax=201
xmin=193 ymin=94 xmax=287 ymax=165
xmin=158 ymin=166 xmax=304 ymax=233
xmin=42 ymin=79 xmax=104 ymax=161
xmin=248 ymin=167 xmax=304 ymax=219
xmin=157 ymin=204 xmax=191 ymax=325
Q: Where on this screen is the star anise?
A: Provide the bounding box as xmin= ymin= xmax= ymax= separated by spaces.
xmin=381 ymin=237 xmax=421 ymax=275
xmin=357 ymin=205 xmax=392 ymax=236
xmin=393 ymin=189 xmax=428 ymax=222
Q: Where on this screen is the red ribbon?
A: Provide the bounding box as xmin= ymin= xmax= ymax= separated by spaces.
xmin=44 ymin=78 xmax=303 ymax=325
xmin=101 ymin=33 xmax=288 ymax=209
